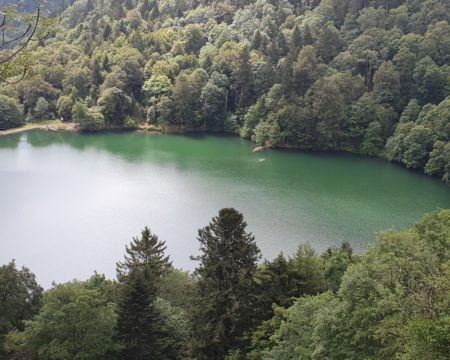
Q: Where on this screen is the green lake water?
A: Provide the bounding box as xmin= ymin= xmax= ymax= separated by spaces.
xmin=1 ymin=131 xmax=449 ymax=287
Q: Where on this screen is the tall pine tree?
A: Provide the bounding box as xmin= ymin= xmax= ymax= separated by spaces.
xmin=116 ymin=227 xmax=172 ymax=360
xmin=191 ymin=208 xmax=261 ymax=360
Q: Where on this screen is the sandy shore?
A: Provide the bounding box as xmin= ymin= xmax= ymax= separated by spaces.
xmin=0 ymin=120 xmax=77 ymax=137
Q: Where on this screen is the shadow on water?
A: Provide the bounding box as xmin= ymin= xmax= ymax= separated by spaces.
xmin=6 ymin=130 xmax=450 ymax=190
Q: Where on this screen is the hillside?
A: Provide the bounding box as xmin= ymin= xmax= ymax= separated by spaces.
xmin=1 ymin=0 xmax=450 ymax=184
xmin=0 ymin=0 xmax=70 ymax=15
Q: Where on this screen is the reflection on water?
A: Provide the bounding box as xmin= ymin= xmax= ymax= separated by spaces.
xmin=1 ymin=131 xmax=449 ymax=287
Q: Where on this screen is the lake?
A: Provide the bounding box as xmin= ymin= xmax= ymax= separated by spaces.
xmin=1 ymin=131 xmax=449 ymax=287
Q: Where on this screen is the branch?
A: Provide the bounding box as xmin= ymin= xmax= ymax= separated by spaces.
xmin=0 ymin=12 xmax=5 ymax=28
xmin=0 ymin=5 xmax=41 ymax=66
xmin=0 ymin=66 xmax=28 ymax=84
xmin=1 ymin=24 xmax=33 ymax=48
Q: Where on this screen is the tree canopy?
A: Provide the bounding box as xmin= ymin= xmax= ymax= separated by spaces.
xmin=2 ymin=208 xmax=450 ymax=359
xmin=0 ymin=0 xmax=449 ymax=184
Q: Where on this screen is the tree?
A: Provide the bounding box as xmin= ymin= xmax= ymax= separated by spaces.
xmin=119 ymin=59 xmax=144 ymax=100
xmin=98 ymin=87 xmax=132 ymax=125
xmin=252 ymin=118 xmax=282 ymax=147
xmin=62 ymin=67 xmax=92 ymax=99
xmin=192 ymin=208 xmax=261 ymax=360
xmin=234 ymin=46 xmax=254 ymax=109
xmin=293 ymin=45 xmax=318 ymax=95
xmin=421 ymin=21 xmax=450 ymax=66
xmin=0 ymin=1 xmax=47 ymax=83
xmin=115 ymin=227 xmax=173 ymax=360
xmin=183 ymin=24 xmax=205 ymax=54
xmin=71 ymin=100 xmax=105 ymax=131
xmin=399 ymin=99 xmax=421 ymax=123
xmin=251 ymin=209 xmax=450 ymax=360
xmin=386 ymin=121 xmax=415 ymax=163
xmin=163 ymin=69 xmax=208 ymax=126
xmin=200 ymin=73 xmax=228 ymax=128
xmin=361 ymin=121 xmax=384 ymax=156
xmin=291 ymin=25 xmax=302 ymax=50
xmin=57 ymin=95 xmax=74 ymax=121
xmin=0 ymin=261 xmax=42 ymax=358
xmin=0 ymin=95 xmax=24 ymax=130
xmin=413 ymin=57 xmax=447 ymax=104
xmin=316 ymin=22 xmax=343 ymax=63
xmin=402 ymin=124 xmax=435 ymax=168
xmin=34 ymin=96 xmax=49 ymax=120
xmin=322 ymin=242 xmax=353 ymax=292
xmin=373 ymin=61 xmax=401 ymax=110
xmin=142 ymin=74 xmax=172 ymax=123
xmin=5 ymin=279 xmax=118 ymax=360
xmin=250 ymin=30 xmax=262 ymax=50
xmin=255 ymin=292 xmax=339 ymax=360
xmin=254 ymin=243 xmax=328 ymax=324
xmin=425 ymin=140 xmax=450 ymax=183
xmin=393 ymin=47 xmax=417 ymax=102
xmin=310 ymin=78 xmax=346 ymax=148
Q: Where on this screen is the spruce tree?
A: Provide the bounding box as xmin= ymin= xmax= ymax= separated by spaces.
xmin=116 ymin=227 xmax=172 ymax=360
xmin=303 ymin=24 xmax=314 ymax=46
xmin=250 ymin=30 xmax=262 ymax=50
xmin=191 ymin=208 xmax=261 ymax=360
xmin=291 ymin=25 xmax=302 ymax=49
xmin=236 ymin=47 xmax=255 ymax=109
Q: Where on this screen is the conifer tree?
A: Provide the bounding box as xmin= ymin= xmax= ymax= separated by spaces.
xmin=236 ymin=47 xmax=254 ymax=109
xmin=250 ymin=30 xmax=262 ymax=50
xmin=116 ymin=227 xmax=172 ymax=360
xmin=291 ymin=25 xmax=302 ymax=50
xmin=191 ymin=208 xmax=261 ymax=360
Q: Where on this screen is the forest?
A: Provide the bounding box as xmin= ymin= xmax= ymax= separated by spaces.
xmin=0 ymin=0 xmax=450 ymax=184
xmin=1 ymin=1 xmax=450 ymax=359
xmin=1 ymin=207 xmax=449 ymax=360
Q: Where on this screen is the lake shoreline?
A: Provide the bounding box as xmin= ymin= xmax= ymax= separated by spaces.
xmin=0 ymin=120 xmax=76 ymax=137
xmin=0 ymin=122 xmax=446 ymax=185
xmin=1 ymin=130 xmax=449 ymax=288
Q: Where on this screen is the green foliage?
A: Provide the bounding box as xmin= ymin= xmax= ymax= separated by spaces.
xmin=0 ymin=95 xmax=24 ymax=130
xmin=0 ymin=261 xmax=42 ymax=358
xmin=256 ymin=292 xmax=339 ymax=360
xmin=98 ymin=87 xmax=132 ymax=125
xmin=322 ymin=242 xmax=353 ymax=293
xmin=143 ymin=74 xmax=172 ymax=103
xmin=425 ymin=141 xmax=450 ymax=184
xmin=373 ymin=61 xmax=401 ymax=110
xmin=1 ymin=207 xmax=450 ymax=360
xmin=252 ymin=243 xmax=331 ymax=330
xmin=5 ymin=278 xmax=117 ymax=360
xmin=116 ymin=226 xmax=174 ymax=359
xmin=361 ymin=121 xmax=385 ymax=156
xmin=191 ymin=208 xmax=261 ymax=359
xmin=57 ymin=95 xmax=74 ymax=121
xmin=72 ymin=101 xmax=105 ymax=131
xmin=123 ymin=116 xmax=138 ymax=130
xmin=153 ymin=298 xmax=192 ymax=359
xmin=387 ymin=96 xmax=450 ymax=172
xmin=1 ymin=0 xmax=449 ymax=183
xmin=251 ymin=209 xmax=450 ymax=360
xmin=34 ymin=97 xmax=49 ymax=120
xmin=252 ymin=119 xmax=282 ymax=147
xmin=159 ymin=269 xmax=193 ymax=310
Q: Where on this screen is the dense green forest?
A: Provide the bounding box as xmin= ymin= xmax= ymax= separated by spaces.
xmin=1 ymin=0 xmax=450 ymax=183
xmin=1 ymin=208 xmax=449 ymax=359
xmin=1 ymin=1 xmax=449 ymax=359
